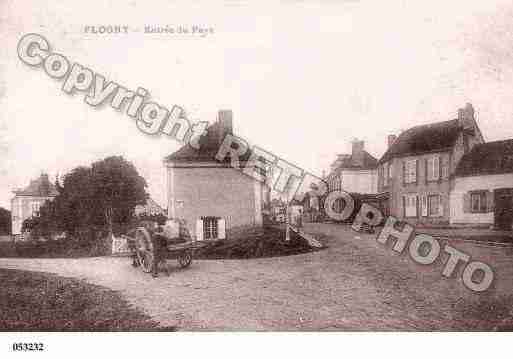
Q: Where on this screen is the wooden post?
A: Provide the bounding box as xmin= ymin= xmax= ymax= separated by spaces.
xmin=285 ymin=203 xmax=290 ymax=241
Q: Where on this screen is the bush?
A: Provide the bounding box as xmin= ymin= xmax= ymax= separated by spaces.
xmin=0 ymin=235 xmax=112 ymax=258
xmin=196 ymin=226 xmax=322 ymax=259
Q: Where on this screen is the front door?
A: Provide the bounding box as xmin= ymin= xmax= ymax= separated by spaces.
xmin=494 ymin=189 xmax=513 ymax=230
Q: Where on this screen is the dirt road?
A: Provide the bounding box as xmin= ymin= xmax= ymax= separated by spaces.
xmin=1 ymin=223 xmax=512 ymax=330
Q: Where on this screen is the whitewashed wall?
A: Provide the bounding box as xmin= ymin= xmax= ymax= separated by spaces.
xmin=450 ymin=173 xmax=513 ymax=224
xmin=340 ymin=169 xmax=378 ymax=194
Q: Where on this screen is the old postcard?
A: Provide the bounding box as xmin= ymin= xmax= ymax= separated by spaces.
xmin=0 ymin=0 xmax=512 ymax=357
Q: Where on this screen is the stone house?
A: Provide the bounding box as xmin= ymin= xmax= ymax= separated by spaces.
xmin=11 ymin=173 xmax=59 ymax=238
xmin=377 ymin=103 xmax=484 ymax=226
xmin=164 ymin=110 xmax=268 ymax=241
xmin=450 ymin=139 xmax=513 ymax=230
xmin=325 ymin=139 xmax=378 ymax=194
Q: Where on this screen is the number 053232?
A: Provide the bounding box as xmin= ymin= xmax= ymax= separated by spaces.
xmin=12 ymin=343 xmax=45 ymax=351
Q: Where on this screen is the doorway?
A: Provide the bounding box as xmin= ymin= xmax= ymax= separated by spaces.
xmin=494 ymin=188 xmax=513 ymax=230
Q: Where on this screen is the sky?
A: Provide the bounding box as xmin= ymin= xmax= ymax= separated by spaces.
xmin=2 ymin=0 xmax=513 ymax=209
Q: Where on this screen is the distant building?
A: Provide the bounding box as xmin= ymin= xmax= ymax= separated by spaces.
xmin=164 ymin=110 xmax=268 ymax=240
xmin=450 ymin=139 xmax=513 ymax=230
xmin=326 ymin=139 xmax=378 ymax=194
xmin=377 ymin=103 xmax=484 ymax=226
xmin=134 ymin=197 xmax=166 ymax=217
xmin=11 ymin=174 xmax=58 ymax=237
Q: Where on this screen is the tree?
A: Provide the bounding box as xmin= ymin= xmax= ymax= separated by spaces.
xmin=25 ymin=156 xmax=149 ymax=240
xmin=0 ymin=207 xmax=11 ymax=235
xmin=91 ymin=156 xmax=148 ymax=235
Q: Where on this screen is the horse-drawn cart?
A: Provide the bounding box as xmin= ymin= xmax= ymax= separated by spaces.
xmin=122 ymin=226 xmax=211 ymax=274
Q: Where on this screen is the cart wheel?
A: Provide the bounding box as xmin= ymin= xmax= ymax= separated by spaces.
xmin=178 ymin=249 xmax=193 ymax=268
xmin=135 ymin=227 xmax=154 ymax=273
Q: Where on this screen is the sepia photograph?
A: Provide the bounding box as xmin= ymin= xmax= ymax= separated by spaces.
xmin=0 ymin=0 xmax=512 ymax=357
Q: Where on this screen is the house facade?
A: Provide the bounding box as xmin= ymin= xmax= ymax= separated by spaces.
xmin=326 ymin=139 xmax=378 ymax=194
xmin=377 ymin=103 xmax=484 ymax=226
xmin=164 ymin=110 xmax=267 ymax=240
xmin=11 ymin=173 xmax=58 ymax=237
xmin=450 ymin=139 xmax=513 ymax=230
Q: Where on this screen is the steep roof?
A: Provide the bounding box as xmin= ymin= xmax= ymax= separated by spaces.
xmin=327 ymin=151 xmax=378 ymax=179
xmin=336 ymin=152 xmax=378 ymax=170
xmin=455 ymin=139 xmax=513 ymax=177
xmin=164 ymin=121 xmax=250 ymax=164
xmin=379 ymin=119 xmax=462 ymax=164
xmin=14 ymin=175 xmax=59 ymax=197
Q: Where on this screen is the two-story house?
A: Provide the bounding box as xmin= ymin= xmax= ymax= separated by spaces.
xmin=164 ymin=110 xmax=268 ymax=241
xmin=11 ymin=173 xmax=59 ymax=238
xmin=377 ymin=103 xmax=484 ymax=226
xmin=326 ymin=139 xmax=378 ymax=194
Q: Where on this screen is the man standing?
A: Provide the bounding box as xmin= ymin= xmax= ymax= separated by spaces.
xmin=151 ymin=226 xmax=170 ymax=278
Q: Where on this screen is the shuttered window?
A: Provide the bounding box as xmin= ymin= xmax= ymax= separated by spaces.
xmin=441 ymin=157 xmax=449 ymax=179
xmin=428 ymin=194 xmax=443 ymax=217
xmin=471 ymin=192 xmax=487 ymax=213
xmin=404 ymin=160 xmax=417 ymax=184
xmin=421 ymin=195 xmax=428 ymax=216
xmin=196 ymin=217 xmax=226 ymax=240
xmin=203 ymin=217 xmax=218 ymax=239
xmin=463 ymin=190 xmax=494 ymax=213
xmin=404 ymin=194 xmax=418 ymax=217
xmin=427 ymin=156 xmax=440 ymax=181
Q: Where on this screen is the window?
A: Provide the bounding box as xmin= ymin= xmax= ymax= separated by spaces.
xmin=383 ymin=163 xmax=389 ymax=186
xmin=427 ymin=156 xmax=440 ymax=181
xmin=203 ymin=216 xmax=218 ymax=240
xmin=421 ymin=195 xmax=428 ymax=216
xmin=471 ymin=192 xmax=487 ymax=213
xmin=428 ymin=195 xmax=441 ymax=216
xmin=196 ymin=217 xmax=226 ymax=240
xmin=404 ymin=160 xmax=417 ymax=184
xmin=388 ymin=162 xmax=393 ymax=180
xmin=441 ymin=158 xmax=449 ymax=179
xmin=404 ymin=194 xmax=418 ymax=217
xmin=31 ymin=202 xmax=41 ymax=216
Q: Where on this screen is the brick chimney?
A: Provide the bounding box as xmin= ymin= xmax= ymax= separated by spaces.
xmin=387 ymin=134 xmax=397 ymax=149
xmin=352 ymin=139 xmax=365 ymax=167
xmin=458 ymin=103 xmax=475 ymax=132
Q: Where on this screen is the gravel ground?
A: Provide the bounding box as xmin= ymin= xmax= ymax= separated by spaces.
xmin=1 ymin=223 xmax=512 ymax=331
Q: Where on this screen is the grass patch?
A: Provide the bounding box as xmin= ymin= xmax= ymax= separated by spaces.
xmin=196 ymin=226 xmax=324 ymax=259
xmin=0 ymin=268 xmax=171 ymax=331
